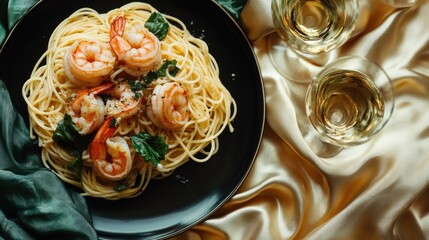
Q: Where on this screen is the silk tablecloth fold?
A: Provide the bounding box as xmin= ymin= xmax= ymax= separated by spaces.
xmin=175 ymin=0 xmax=429 ymax=239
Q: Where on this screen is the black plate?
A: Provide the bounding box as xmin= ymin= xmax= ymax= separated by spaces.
xmin=0 ymin=0 xmax=265 ymax=239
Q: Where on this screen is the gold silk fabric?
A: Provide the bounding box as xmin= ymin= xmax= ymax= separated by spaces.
xmin=174 ymin=0 xmax=429 ymax=239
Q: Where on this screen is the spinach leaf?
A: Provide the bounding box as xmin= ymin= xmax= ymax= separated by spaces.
xmin=145 ymin=12 xmax=169 ymax=40
xmin=52 ymin=114 xmax=81 ymax=155
xmin=130 ymin=132 xmax=168 ymax=167
xmin=52 ymin=114 xmax=93 ymax=178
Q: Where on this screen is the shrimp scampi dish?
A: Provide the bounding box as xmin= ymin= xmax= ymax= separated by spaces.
xmin=22 ymin=2 xmax=236 ymax=200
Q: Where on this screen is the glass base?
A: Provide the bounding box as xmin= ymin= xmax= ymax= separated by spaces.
xmin=303 ymin=124 xmax=343 ymax=158
xmin=267 ymin=34 xmax=334 ymax=84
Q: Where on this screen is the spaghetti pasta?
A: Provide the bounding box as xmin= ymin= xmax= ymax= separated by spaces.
xmin=22 ymin=2 xmax=236 ymax=200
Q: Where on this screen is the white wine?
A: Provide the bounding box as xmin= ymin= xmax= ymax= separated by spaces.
xmin=289 ymin=0 xmax=334 ymax=39
xmin=272 ymin=0 xmax=358 ymax=53
xmin=305 ymin=56 xmax=394 ymax=147
xmin=307 ymin=70 xmax=386 ymax=146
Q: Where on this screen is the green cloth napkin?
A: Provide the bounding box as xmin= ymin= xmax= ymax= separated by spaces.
xmin=0 ymin=0 xmax=37 ymax=46
xmin=0 ymin=1 xmax=97 ymax=239
xmin=0 ymin=0 xmax=246 ymax=239
xmin=216 ymin=0 xmax=247 ymax=20
xmin=0 ymin=78 xmax=97 ymax=239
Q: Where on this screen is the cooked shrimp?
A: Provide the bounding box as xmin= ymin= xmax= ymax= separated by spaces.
xmin=89 ymin=117 xmax=133 ymax=181
xmin=109 ymin=16 xmax=162 ymax=76
xmin=102 ymin=81 xmax=143 ymax=119
xmin=67 ymin=82 xmax=115 ymax=135
xmin=146 ymin=82 xmax=189 ymax=129
xmin=63 ymin=40 xmax=116 ymax=86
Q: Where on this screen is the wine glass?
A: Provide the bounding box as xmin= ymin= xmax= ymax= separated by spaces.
xmin=269 ymin=0 xmax=359 ymax=83
xmin=305 ymin=56 xmax=394 ymax=151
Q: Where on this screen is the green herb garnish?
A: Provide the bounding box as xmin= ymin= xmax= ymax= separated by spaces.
xmin=113 ymin=179 xmax=130 ymax=192
xmin=128 ymin=79 xmax=144 ymax=99
xmin=52 ymin=114 xmax=93 ymax=179
xmin=53 ymin=114 xmax=81 ymax=154
xmin=141 ymin=59 xmax=180 ymax=87
xmin=157 ymin=59 xmax=180 ymax=77
xmin=113 ymin=173 xmax=142 ymax=192
xmin=68 ymin=155 xmax=83 ymax=179
xmin=145 ymin=12 xmax=169 ymax=40
xmin=109 ymin=117 xmax=119 ymax=128
xmin=130 ymin=132 xmax=168 ymax=167
xmin=141 ymin=71 xmax=159 ymax=87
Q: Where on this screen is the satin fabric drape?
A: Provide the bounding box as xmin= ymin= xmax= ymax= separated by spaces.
xmin=173 ymin=0 xmax=429 ymax=239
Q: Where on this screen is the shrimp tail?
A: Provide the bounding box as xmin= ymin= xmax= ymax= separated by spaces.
xmin=73 ymin=81 xmax=115 ymax=106
xmin=110 ymin=16 xmax=126 ymax=38
xmin=89 ymin=117 xmax=119 ymax=161
xmin=89 ymin=81 xmax=115 ymax=95
xmin=110 ymin=36 xmax=131 ymax=59
xmin=109 ymin=16 xmax=131 ymax=59
xmin=89 ymin=116 xmax=132 ymax=181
